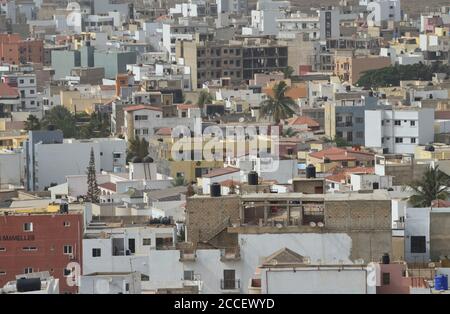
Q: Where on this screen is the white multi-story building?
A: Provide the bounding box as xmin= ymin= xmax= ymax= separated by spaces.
xmin=0 ymin=0 xmax=17 ymax=24
xmin=216 ymin=0 xmax=247 ymax=14
xmin=242 ymin=0 xmax=290 ymax=36
xmin=365 ymin=0 xmax=401 ymax=26
xmin=2 ymin=73 xmax=39 ymax=110
xmin=24 ymin=133 xmax=127 ymax=191
xmin=82 ymin=223 xmax=178 ymax=279
xmin=123 ymin=105 xmax=201 ymax=141
xmin=364 ymin=107 xmax=435 ymax=154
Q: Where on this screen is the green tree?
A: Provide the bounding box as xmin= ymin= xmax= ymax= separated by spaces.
xmin=260 ymin=81 xmax=296 ymax=124
xmin=24 ymin=114 xmax=41 ymax=131
xmin=282 ymin=127 xmax=299 ymax=138
xmin=407 ymin=165 xmax=450 ymax=207
xmin=79 ymin=111 xmax=111 ymax=139
xmin=127 ymin=136 xmax=149 ymax=161
xmin=41 ymin=106 xmax=77 ymax=138
xmin=282 ymin=66 xmax=294 ymax=79
xmin=356 ymin=63 xmax=450 ymax=88
xmin=197 ymin=90 xmax=213 ymax=108
xmin=86 ymin=147 xmax=100 ymax=203
xmin=171 ymin=176 xmax=187 ymax=187
xmin=334 ymin=136 xmax=351 ymax=147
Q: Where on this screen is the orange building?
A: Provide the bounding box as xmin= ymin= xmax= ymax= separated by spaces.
xmin=0 ymin=33 xmax=44 ymax=65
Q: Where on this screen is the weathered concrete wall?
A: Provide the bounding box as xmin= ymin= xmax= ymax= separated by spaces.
xmin=430 ymin=212 xmax=450 ymax=261
xmin=325 ymin=199 xmax=392 ymax=262
xmin=186 ymin=195 xmax=240 ymax=246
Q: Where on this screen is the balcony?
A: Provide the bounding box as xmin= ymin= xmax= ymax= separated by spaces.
xmin=220 ymin=279 xmax=240 ymax=292
xmin=179 ymin=249 xmax=197 ymax=261
xmin=220 ymin=247 xmax=241 ymax=262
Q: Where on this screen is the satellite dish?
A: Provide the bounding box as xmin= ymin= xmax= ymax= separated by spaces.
xmin=309 ymin=221 xmax=316 ymax=227
xmin=239 ymin=117 xmax=245 ymax=123
xmin=276 ymin=223 xmax=283 ymax=229
xmin=317 ymin=221 xmax=324 ymax=228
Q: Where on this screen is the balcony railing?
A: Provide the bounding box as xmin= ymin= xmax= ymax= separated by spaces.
xmin=220 ymin=279 xmax=240 ymax=290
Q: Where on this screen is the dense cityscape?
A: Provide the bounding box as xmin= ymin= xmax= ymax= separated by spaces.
xmin=0 ymin=0 xmax=450 ymax=298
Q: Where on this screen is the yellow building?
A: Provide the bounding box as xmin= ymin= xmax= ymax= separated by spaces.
xmin=415 ymin=144 xmax=450 ymax=160
xmin=0 ymin=119 xmax=27 ymax=149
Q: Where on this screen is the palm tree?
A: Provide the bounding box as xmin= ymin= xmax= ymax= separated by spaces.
xmin=260 ymin=81 xmax=296 ymax=124
xmin=282 ymin=127 xmax=299 ymax=138
xmin=127 ymin=136 xmax=149 ymax=162
xmin=282 ymin=66 xmax=294 ymax=79
xmin=408 ymin=165 xmax=450 ymax=207
xmin=197 ymin=90 xmax=213 ymax=109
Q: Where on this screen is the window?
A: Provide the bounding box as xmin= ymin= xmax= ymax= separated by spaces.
xmin=395 ymin=137 xmax=403 ymax=143
xmin=135 ymin=115 xmax=148 ymax=121
xmin=63 ymin=268 xmax=71 ymax=276
xmin=0 ymin=271 xmax=5 ymax=276
xmin=64 ymin=221 xmax=70 ymax=227
xmin=125 ymin=283 xmax=130 ymax=292
xmin=30 ymin=90 xmax=35 ymax=94
xmin=24 ymin=267 xmax=33 ymax=274
xmin=411 ymin=138 xmax=416 ymax=144
xmin=0 ymin=247 xmax=5 ymax=252
xmin=113 ymin=153 xmax=121 ymax=159
xmin=63 ymin=245 xmax=73 ymax=255
xmin=92 ymin=248 xmax=101 ymax=257
xmin=411 ymin=236 xmax=426 ymax=253
xmin=382 ymin=272 xmax=390 ymax=285
xmin=394 ymin=120 xmax=401 ymax=126
xmin=143 ymin=238 xmax=151 ymax=246
xmin=410 ymin=120 xmax=416 ymax=126
xmin=356 ymin=131 xmax=364 ymax=138
xmin=23 ymin=222 xmax=33 ymax=232
xmin=142 ymin=128 xmax=149 ymax=135
xmin=22 ymin=247 xmax=37 ymax=252
xmin=184 ymin=270 xmax=194 ymax=281
xmin=355 ymin=117 xmax=364 ymax=123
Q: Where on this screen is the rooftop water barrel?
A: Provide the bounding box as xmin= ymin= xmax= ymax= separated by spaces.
xmin=306 ymin=164 xmax=316 ymax=178
xmin=16 ymin=278 xmax=41 ymax=292
xmin=435 ymin=274 xmax=449 ymax=291
xmin=210 ymin=183 xmax=221 ymax=197
xmin=382 ymin=253 xmax=390 ymax=264
xmin=248 ymin=171 xmax=258 ymax=185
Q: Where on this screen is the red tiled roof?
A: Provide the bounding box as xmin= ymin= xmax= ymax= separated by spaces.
xmin=123 ymin=105 xmax=162 ymax=112
xmin=435 ymin=111 xmax=450 ymax=120
xmin=99 ymin=85 xmax=116 ymax=91
xmin=177 ymin=104 xmax=198 ymax=110
xmin=203 ymin=167 xmax=240 ymax=178
xmin=325 ymin=173 xmax=347 ymax=183
xmin=155 ymin=127 xmax=172 ymax=136
xmin=0 ymin=83 xmax=19 ymax=98
xmin=431 ymin=199 xmax=450 ymax=208
xmin=286 ymin=116 xmax=320 ymax=128
xmin=309 ymin=147 xmax=374 ymax=161
xmin=98 ymin=182 xmax=117 ymax=192
xmin=309 ymin=147 xmax=347 ymax=159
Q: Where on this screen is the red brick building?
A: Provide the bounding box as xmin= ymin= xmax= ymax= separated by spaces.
xmin=0 ymin=211 xmax=83 ymax=293
xmin=0 ymin=33 xmax=44 ymax=65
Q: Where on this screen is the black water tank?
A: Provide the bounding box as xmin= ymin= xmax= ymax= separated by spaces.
xmin=346 ymin=85 xmax=351 ymax=92
xmin=131 ymin=156 xmax=142 ymax=163
xmin=60 ymin=203 xmax=69 ymax=214
xmin=368 ymin=91 xmax=374 ymax=97
xmin=143 ymin=155 xmax=154 ymax=163
xmin=248 ymin=171 xmax=258 ymax=185
xmin=210 ymin=183 xmax=221 ymax=197
xmin=425 ymin=145 xmax=435 ymax=152
xmin=16 ymin=278 xmax=41 ymax=292
xmin=306 ymin=164 xmax=316 ymax=178
xmin=382 ymin=253 xmax=390 ymax=264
